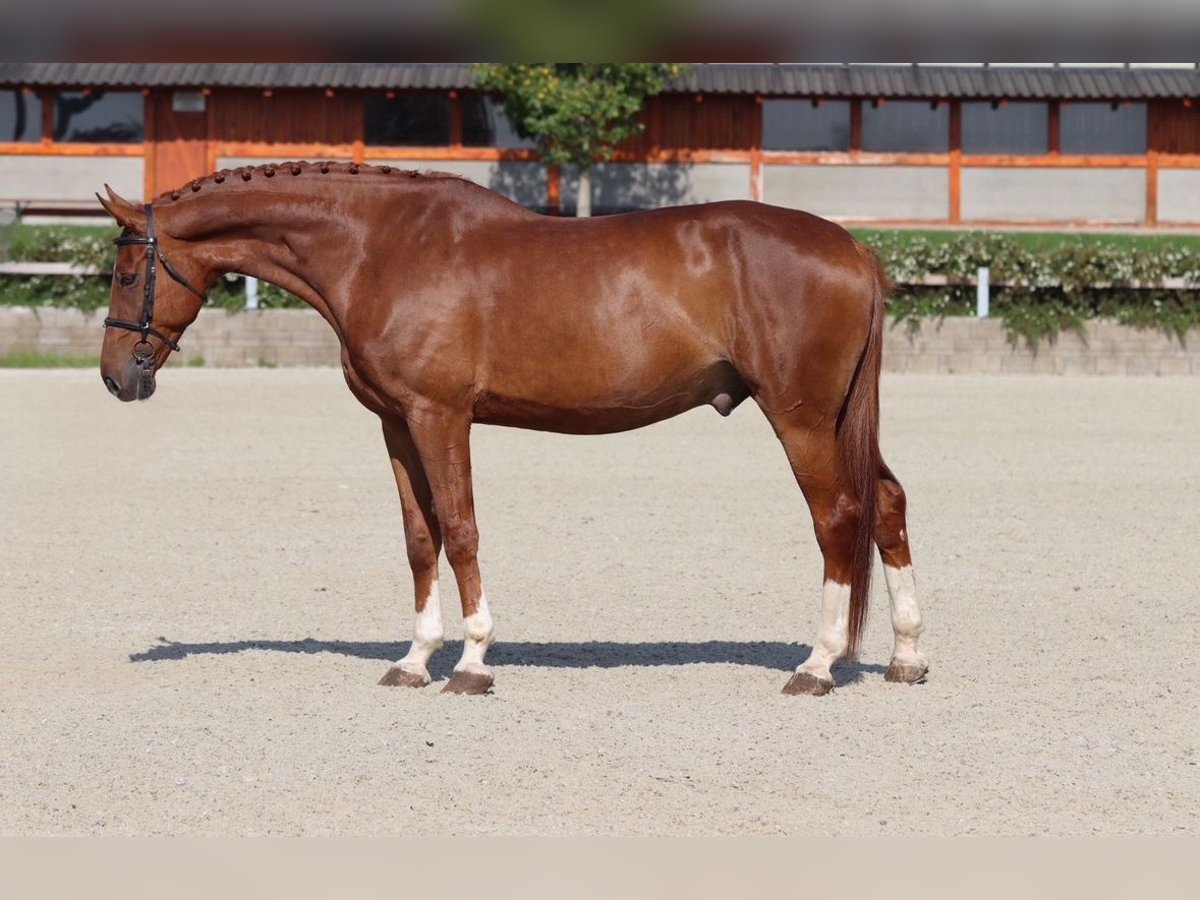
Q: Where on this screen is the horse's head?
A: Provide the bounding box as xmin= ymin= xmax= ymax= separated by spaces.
xmin=96 ymin=186 xmax=209 ymax=401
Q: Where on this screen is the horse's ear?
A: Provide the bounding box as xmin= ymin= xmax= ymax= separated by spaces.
xmin=95 ymin=185 xmax=146 ymax=230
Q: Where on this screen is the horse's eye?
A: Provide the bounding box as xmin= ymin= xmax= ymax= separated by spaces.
xmin=119 ymin=273 xmax=138 ymax=287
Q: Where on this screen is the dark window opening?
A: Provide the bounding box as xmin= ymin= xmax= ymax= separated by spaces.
xmin=55 ymin=91 xmax=143 ymax=143
xmin=462 ymin=94 xmax=537 ymax=149
xmin=0 ymin=90 xmax=41 ymax=142
xmin=364 ymin=94 xmax=451 ymax=147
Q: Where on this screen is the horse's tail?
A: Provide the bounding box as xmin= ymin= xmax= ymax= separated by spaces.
xmin=838 ymin=248 xmax=890 ymax=659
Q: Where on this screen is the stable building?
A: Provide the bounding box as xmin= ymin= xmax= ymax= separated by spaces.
xmin=1 ymin=62 xmax=1198 ymax=227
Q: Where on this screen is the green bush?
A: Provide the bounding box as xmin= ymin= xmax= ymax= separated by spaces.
xmin=4 ymin=224 xmax=1200 ymax=347
xmin=0 ymin=224 xmax=306 ymax=312
xmin=858 ymin=231 xmax=1200 ymax=346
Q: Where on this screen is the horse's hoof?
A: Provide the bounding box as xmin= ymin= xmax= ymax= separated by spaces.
xmin=781 ymin=671 xmax=834 ymax=696
xmin=884 ymin=662 xmax=928 ymax=684
xmin=441 ymin=671 xmax=494 ymax=695
xmin=378 ymin=666 xmax=430 ymax=687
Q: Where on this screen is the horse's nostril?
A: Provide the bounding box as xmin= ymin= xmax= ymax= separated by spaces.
xmin=104 ymin=375 xmax=121 ymax=396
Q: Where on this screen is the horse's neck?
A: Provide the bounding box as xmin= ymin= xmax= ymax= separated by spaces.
xmin=164 ymin=189 xmax=370 ymax=329
xmin=164 ymin=179 xmax=518 ymax=331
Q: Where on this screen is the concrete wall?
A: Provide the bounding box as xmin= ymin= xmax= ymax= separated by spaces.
xmin=6 ymin=307 xmax=1200 ymax=376
xmin=962 ymin=167 xmax=1145 ymax=222
xmin=0 ymin=155 xmax=144 ymax=205
xmin=1158 ymin=169 xmax=1200 ymax=224
xmin=883 ymin=318 xmax=1200 ymax=375
xmin=217 ymin=155 xmax=549 ymax=211
xmin=2 ymin=306 xmax=341 ymax=368
xmin=2 ymin=151 xmax=1194 ymax=226
xmin=763 ymin=165 xmax=948 ymax=220
xmin=367 ymin=158 xmax=549 ymax=210
xmin=562 ymin=163 xmax=752 ymax=213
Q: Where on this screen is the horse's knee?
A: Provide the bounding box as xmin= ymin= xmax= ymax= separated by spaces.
xmin=813 ymin=492 xmax=861 ymax=556
xmin=878 ymin=478 xmax=906 ymax=518
xmin=441 ymin=517 xmax=479 ymax=565
xmin=405 ymin=528 xmax=439 ymax=574
xmin=874 ymin=478 xmax=908 ymax=551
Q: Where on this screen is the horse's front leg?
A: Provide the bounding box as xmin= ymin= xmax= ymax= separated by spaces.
xmin=378 ymin=418 xmax=445 ymax=688
xmin=406 ymin=407 xmax=495 ymax=695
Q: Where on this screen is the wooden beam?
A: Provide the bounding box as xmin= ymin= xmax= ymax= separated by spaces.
xmin=0 ymin=143 xmax=144 ymax=156
xmin=547 ymin=163 xmax=561 ymax=215
xmin=40 ymin=90 xmax=53 ymax=144
xmin=143 ymin=91 xmax=156 ymax=199
xmin=6 ymin=142 xmax=1192 ymax=172
xmin=750 ymin=95 xmax=763 ymax=202
xmin=362 ymin=146 xmax=540 ymax=162
xmin=212 ymin=143 xmax=544 ymax=163
xmin=1048 ymin=101 xmax=1061 ymax=156
xmin=609 ymin=148 xmax=752 ymax=164
xmin=849 ymin=100 xmax=863 ymax=155
xmin=1155 ymin=153 xmax=1200 ymax=168
xmin=214 ymin=141 xmax=357 ymax=159
xmin=351 ymin=99 xmax=365 ymax=164
xmin=449 ymin=90 xmax=463 ymax=149
xmin=762 ymin=151 xmax=949 ymax=166
xmin=1147 ymin=149 xmax=1159 ymax=226
xmin=960 ymin=154 xmax=1149 ymax=168
xmin=205 ymin=90 xmax=217 ymax=175
xmin=949 ymin=100 xmax=962 ymax=224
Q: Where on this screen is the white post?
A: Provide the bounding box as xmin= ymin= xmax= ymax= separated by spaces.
xmin=245 ymin=276 xmax=259 ymax=310
xmin=976 ymin=266 xmax=990 ymax=318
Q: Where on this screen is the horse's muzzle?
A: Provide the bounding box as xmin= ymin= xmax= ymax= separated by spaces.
xmin=101 ymin=360 xmax=156 ymax=402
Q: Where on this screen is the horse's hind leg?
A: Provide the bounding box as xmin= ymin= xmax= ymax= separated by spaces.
xmin=876 ymin=465 xmax=928 ymax=684
xmin=767 ymin=411 xmax=861 ymax=696
xmin=378 ymin=418 xmax=445 ymax=688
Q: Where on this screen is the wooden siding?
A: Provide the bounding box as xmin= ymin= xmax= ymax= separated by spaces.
xmin=210 ymin=89 xmax=362 ymax=148
xmin=1149 ymin=100 xmax=1200 ymax=155
xmin=628 ymin=94 xmax=757 ymax=152
xmin=5 ymin=84 xmax=1200 ymax=225
xmin=148 ymin=92 xmax=207 ymax=198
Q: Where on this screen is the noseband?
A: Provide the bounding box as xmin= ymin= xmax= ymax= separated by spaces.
xmin=104 ymin=204 xmax=208 ymax=356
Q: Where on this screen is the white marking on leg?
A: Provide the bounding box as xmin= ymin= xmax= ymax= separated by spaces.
xmin=394 ymin=581 xmax=444 ymax=683
xmin=454 ymin=590 xmax=494 ymax=676
xmin=796 ymin=580 xmax=851 ymax=683
xmin=883 ymin=564 xmax=926 ymax=669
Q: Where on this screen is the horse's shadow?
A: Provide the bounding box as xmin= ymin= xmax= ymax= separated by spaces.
xmin=129 ymin=638 xmax=887 ymax=683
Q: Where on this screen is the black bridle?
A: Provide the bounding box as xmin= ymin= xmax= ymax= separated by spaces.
xmin=104 ymin=204 xmax=208 ymax=356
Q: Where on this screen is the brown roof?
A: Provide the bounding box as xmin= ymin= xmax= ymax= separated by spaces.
xmin=1 ymin=63 xmax=1198 ymax=100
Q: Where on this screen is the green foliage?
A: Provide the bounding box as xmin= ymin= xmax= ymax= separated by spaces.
xmin=472 ymin=64 xmax=684 ymax=170
xmin=208 ymin=276 xmax=305 ymax=311
xmin=0 ymin=224 xmax=306 ymax=311
xmin=858 ymin=231 xmax=1200 ymax=347
xmin=0 ymin=225 xmax=116 ymax=311
xmin=5 ymin=224 xmax=1200 ymax=349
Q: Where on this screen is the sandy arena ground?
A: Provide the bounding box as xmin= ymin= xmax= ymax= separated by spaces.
xmin=1 ymin=369 xmax=1197 ymax=835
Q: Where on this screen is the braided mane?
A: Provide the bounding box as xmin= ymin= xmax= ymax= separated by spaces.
xmin=155 ymin=161 xmax=466 ymax=202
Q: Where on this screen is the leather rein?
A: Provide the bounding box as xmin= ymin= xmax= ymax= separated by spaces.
xmin=104 ymin=204 xmax=208 ymax=357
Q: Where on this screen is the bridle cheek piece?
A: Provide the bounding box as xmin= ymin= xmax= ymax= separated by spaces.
xmin=104 ymin=204 xmax=208 ymax=360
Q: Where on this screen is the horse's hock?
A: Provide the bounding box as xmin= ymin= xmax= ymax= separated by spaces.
xmin=4 ymin=307 xmax=1199 ymax=375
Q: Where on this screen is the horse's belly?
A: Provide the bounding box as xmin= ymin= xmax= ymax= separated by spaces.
xmin=473 ymin=359 xmax=749 ymax=435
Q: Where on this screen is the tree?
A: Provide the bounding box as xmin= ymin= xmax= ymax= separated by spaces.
xmin=472 ymin=63 xmax=685 ymax=217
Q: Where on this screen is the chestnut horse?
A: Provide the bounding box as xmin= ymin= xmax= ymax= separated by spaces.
xmin=96 ymin=163 xmax=927 ymax=696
